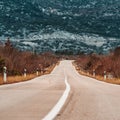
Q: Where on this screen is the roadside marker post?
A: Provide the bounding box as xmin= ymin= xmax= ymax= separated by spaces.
xmin=93 ymin=70 xmax=95 ymax=77
xmin=104 ymin=71 xmax=106 ymax=80
xmin=3 ymin=66 xmax=7 ymax=83
xmin=36 ymin=68 xmax=39 ymax=76
xmin=24 ymin=68 xmax=27 ymax=77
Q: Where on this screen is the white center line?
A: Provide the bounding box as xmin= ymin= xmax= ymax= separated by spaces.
xmin=42 ymin=75 xmax=70 ymax=120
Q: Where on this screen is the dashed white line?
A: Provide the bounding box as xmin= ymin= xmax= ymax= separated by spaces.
xmin=42 ymin=76 xmax=70 ymax=120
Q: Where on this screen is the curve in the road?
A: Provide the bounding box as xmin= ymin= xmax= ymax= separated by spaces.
xmin=42 ymin=76 xmax=70 ymax=120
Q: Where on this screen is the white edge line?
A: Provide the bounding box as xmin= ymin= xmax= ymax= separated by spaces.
xmin=42 ymin=76 xmax=70 ymax=120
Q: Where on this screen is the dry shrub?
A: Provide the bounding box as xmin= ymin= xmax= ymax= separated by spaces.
xmin=75 ymin=47 xmax=120 ymax=78
xmin=0 ymin=39 xmax=59 ymax=76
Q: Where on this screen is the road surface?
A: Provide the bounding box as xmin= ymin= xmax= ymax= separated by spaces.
xmin=0 ymin=60 xmax=120 ymax=120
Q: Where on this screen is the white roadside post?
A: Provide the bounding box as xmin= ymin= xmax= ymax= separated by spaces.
xmin=104 ymin=71 xmax=107 ymax=80
xmin=39 ymin=64 xmax=42 ymax=74
xmin=3 ymin=66 xmax=7 ymax=83
xmin=36 ymin=68 xmax=39 ymax=76
xmin=24 ymin=68 xmax=27 ymax=77
xmin=93 ymin=69 xmax=95 ymax=77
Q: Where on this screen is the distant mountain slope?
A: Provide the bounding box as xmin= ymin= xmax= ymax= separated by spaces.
xmin=0 ymin=0 xmax=120 ymax=54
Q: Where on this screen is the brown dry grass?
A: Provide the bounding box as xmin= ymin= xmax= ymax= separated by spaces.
xmin=73 ymin=62 xmax=120 ymax=85
xmin=0 ymin=63 xmax=57 ymax=85
xmin=0 ymin=74 xmax=36 ymax=85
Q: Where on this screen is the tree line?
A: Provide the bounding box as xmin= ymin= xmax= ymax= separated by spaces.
xmin=75 ymin=47 xmax=120 ymax=78
xmin=0 ymin=38 xmax=59 ymax=76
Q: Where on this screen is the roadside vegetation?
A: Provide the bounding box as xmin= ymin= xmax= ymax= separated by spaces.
xmin=0 ymin=38 xmax=59 ymax=85
xmin=74 ymin=47 xmax=120 ymax=84
xmin=1 ymin=38 xmax=120 ymax=85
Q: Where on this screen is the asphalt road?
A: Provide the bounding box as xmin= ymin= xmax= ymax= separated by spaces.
xmin=0 ymin=60 xmax=120 ymax=120
xmin=56 ymin=61 xmax=120 ymax=120
xmin=0 ymin=61 xmax=66 ymax=120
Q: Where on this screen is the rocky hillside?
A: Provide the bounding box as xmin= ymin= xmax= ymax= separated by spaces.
xmin=0 ymin=0 xmax=120 ymax=54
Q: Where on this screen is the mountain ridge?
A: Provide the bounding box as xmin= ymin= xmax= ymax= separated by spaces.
xmin=0 ymin=0 xmax=120 ymax=54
